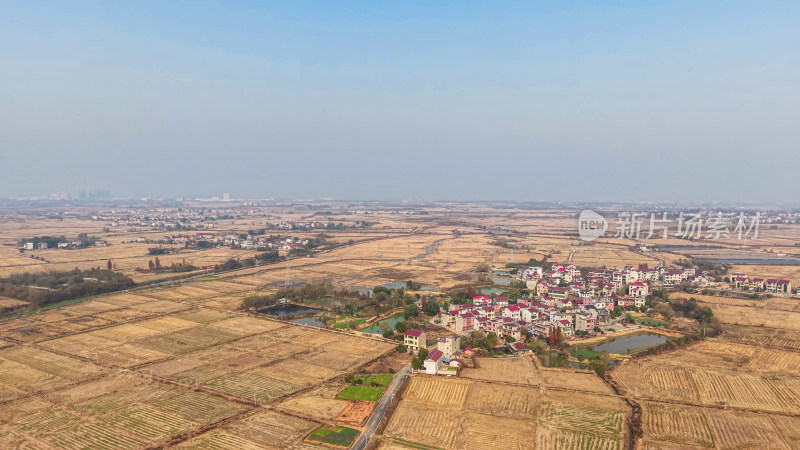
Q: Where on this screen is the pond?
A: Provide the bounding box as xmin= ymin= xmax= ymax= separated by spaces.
xmin=588 ymin=332 xmax=669 ymax=354
xmin=487 ymin=229 xmax=512 ymax=235
xmin=480 ymin=287 xmax=507 ymax=295
xmin=307 ymin=297 xmax=361 ymax=309
xmin=258 ymin=304 xmax=326 ymax=316
xmin=491 ymin=276 xmax=512 ymax=286
xmin=538 ymin=351 xmax=588 ymax=369
xmin=360 ymin=313 xmax=406 ymax=335
xmin=290 ymin=316 xmax=326 ymax=328
xmin=410 ymin=244 xmax=435 ymax=260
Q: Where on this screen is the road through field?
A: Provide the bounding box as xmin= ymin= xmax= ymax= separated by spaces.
xmin=351 ymin=364 xmax=409 ymax=450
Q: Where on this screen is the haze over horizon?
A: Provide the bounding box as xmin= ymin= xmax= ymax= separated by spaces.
xmin=2 ymin=1 xmax=798 ymax=203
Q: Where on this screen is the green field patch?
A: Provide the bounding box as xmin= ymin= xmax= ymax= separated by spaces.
xmin=308 ymin=426 xmax=361 ymax=447
xmin=637 ymin=317 xmax=669 ymax=327
xmin=337 ymin=385 xmax=384 ymax=402
xmin=332 ymin=318 xmax=367 ymax=329
xmin=351 ymin=373 xmax=392 ymax=387
xmin=570 ymin=348 xmax=600 ymax=360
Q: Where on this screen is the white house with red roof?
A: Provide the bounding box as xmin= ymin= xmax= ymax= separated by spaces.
xmin=765 ymin=279 xmax=792 ymax=294
xmin=472 ymin=295 xmax=491 ymax=305
xmin=502 ymin=305 xmax=521 ymax=320
xmin=640 ymin=268 xmax=660 ymax=282
xmin=556 ymin=319 xmax=574 ymax=336
xmin=628 ymin=282 xmax=649 ymax=298
xmin=748 ymin=278 xmax=765 ymax=291
xmin=521 ymin=307 xmax=538 ymax=323
xmin=404 ymin=329 xmax=427 ymax=352
xmin=424 ymin=349 xmax=444 ymax=374
xmin=663 ymin=269 xmax=685 ymax=285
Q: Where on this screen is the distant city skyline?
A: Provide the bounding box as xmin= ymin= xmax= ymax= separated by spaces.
xmin=2 ymin=2 xmax=799 ymax=202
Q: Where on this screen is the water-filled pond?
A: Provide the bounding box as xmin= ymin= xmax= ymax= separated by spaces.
xmin=360 ymin=313 xmax=406 ymax=335
xmin=589 ymin=332 xmax=669 ymax=354
xmin=480 ymin=287 xmax=507 ymax=295
xmin=258 ymin=304 xmax=325 ymax=316
xmin=491 ymin=276 xmax=512 ymax=286
xmin=290 ymin=316 xmax=326 ymax=328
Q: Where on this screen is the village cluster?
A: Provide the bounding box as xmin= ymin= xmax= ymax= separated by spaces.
xmin=433 ymin=263 xmax=714 ymax=344
xmin=153 ymin=233 xmax=309 ymax=250
xmin=730 ymin=272 xmax=793 ymax=294
xmin=21 ymin=239 xmax=110 ymax=250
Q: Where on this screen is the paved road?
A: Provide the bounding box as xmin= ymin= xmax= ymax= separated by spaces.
xmin=351 ymin=364 xmax=409 ymax=450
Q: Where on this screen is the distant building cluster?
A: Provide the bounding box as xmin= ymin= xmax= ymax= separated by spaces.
xmin=731 ymin=272 xmax=793 ymax=294
xmin=151 ymin=233 xmax=308 ymax=250
xmin=439 ymin=263 xmax=718 ymax=342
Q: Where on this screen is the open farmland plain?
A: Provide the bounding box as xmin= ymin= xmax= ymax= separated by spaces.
xmin=0 ymin=271 xmax=394 ymax=448
xmin=381 ymin=375 xmax=629 ymax=450
xmin=3 ymin=204 xmax=800 ymax=448
xmin=609 ymin=292 xmax=800 ymax=449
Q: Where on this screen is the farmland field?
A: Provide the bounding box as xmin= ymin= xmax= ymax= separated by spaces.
xmin=337 ymin=385 xmax=385 ymax=402
xmin=3 ymin=204 xmax=800 ymax=448
xmin=461 ymin=354 xmax=540 ymax=384
xmin=382 ymin=376 xmax=629 ymax=450
xmin=0 ymin=245 xmax=394 ymax=449
xmin=640 ymin=401 xmax=800 ymax=449
xmin=612 ymin=339 xmax=800 ymax=415
xmin=610 ymin=292 xmax=800 ymax=449
xmin=308 ymin=425 xmax=361 ymax=447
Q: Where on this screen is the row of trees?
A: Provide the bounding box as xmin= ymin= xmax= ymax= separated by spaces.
xmin=241 ymin=283 xmax=337 ymax=309
xmin=1 ymin=267 xmax=135 ymax=308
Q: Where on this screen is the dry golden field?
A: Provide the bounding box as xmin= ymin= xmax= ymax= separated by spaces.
xmin=639 ymin=401 xmax=800 ymax=449
xmin=0 ymin=266 xmax=395 ymax=448
xmin=381 ymin=376 xmax=629 ymax=450
xmin=3 ymin=205 xmax=800 ymax=448
xmin=461 ymin=355 xmax=615 ymax=395
xmin=610 ymin=297 xmax=800 ymax=449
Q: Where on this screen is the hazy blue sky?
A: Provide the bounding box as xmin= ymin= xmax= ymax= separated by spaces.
xmin=1 ymin=1 xmax=798 ymax=202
